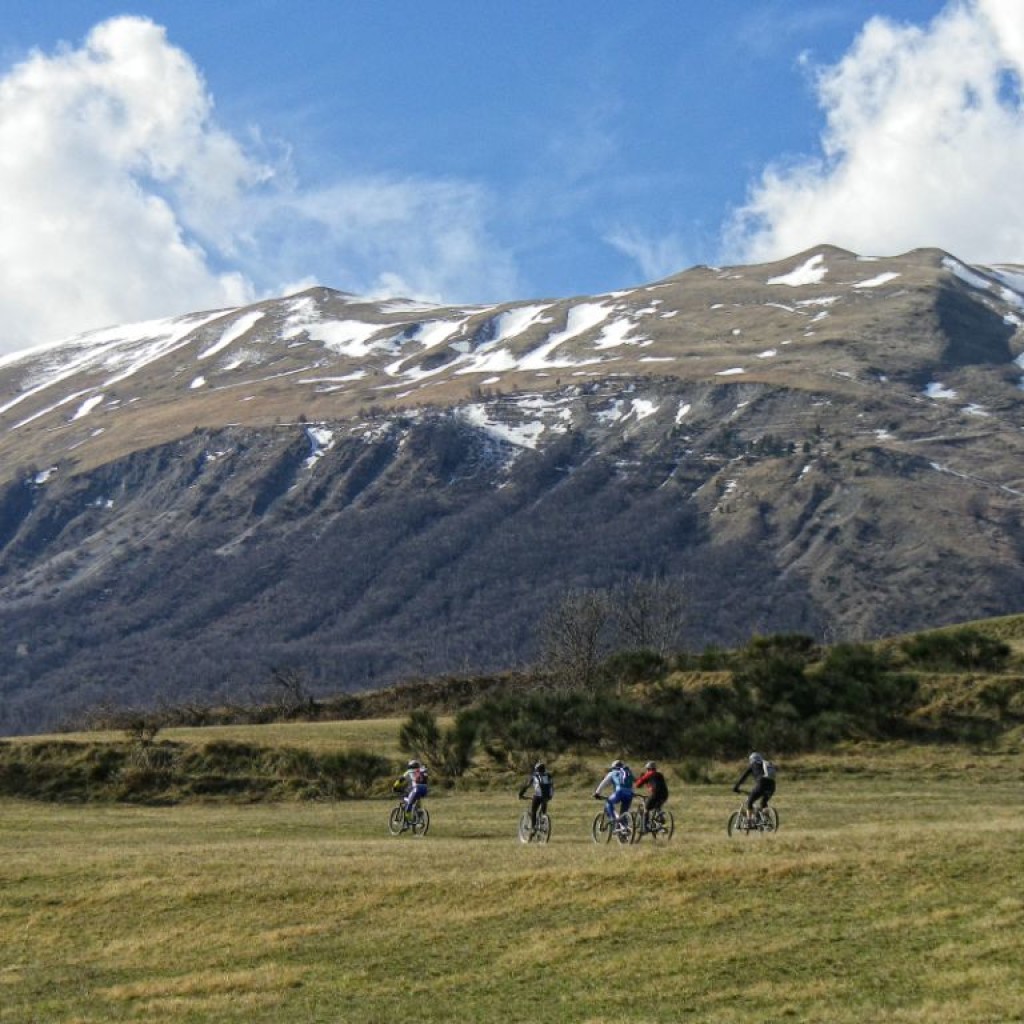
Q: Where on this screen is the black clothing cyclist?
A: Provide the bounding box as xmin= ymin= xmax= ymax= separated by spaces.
xmin=733 ymin=752 xmax=776 ymax=820
xmin=634 ymin=761 xmax=669 ymax=814
xmin=518 ymin=762 xmax=554 ymax=830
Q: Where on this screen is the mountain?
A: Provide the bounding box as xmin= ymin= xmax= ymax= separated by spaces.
xmin=2 ymin=244 xmax=1024 ymax=734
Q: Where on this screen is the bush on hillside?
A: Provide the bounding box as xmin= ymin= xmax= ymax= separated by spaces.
xmin=901 ymin=628 xmax=1012 ymax=672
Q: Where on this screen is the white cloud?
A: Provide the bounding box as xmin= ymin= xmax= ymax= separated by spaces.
xmin=0 ymin=17 xmax=519 ymax=355
xmin=604 ymin=226 xmax=691 ymax=284
xmin=726 ymin=0 xmax=1024 ymax=265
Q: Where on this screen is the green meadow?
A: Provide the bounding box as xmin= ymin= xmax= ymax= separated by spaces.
xmin=0 ymin=733 xmax=1021 ymax=1023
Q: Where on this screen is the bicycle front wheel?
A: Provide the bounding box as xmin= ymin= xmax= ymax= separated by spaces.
xmin=518 ymin=811 xmax=534 ymax=844
xmin=727 ymin=811 xmax=746 ymax=837
xmin=592 ymin=812 xmax=612 ymax=844
xmin=388 ymin=805 xmax=404 ymax=836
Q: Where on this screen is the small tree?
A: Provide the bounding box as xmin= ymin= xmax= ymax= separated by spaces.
xmin=539 ymin=588 xmax=612 ymax=693
xmin=610 ymin=576 xmax=687 ymax=655
xmin=267 ymin=667 xmax=315 ymax=717
xmin=398 ymin=709 xmax=476 ymax=779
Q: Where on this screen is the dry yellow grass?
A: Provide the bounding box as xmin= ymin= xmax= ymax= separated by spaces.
xmin=0 ymin=744 xmax=1022 ymax=1022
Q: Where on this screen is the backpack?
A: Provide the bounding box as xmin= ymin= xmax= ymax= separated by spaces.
xmin=762 ymin=760 xmax=777 ymax=780
xmin=537 ymin=771 xmax=553 ymax=799
xmin=620 ymin=766 xmax=635 ymax=789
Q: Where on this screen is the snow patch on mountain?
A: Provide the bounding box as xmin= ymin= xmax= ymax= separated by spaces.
xmin=200 ymin=311 xmax=265 ymax=360
xmin=768 ymin=253 xmax=828 ymax=287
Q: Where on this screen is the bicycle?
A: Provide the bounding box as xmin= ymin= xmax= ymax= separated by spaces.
xmin=517 ymin=805 xmax=552 ymax=844
xmin=631 ymin=796 xmax=675 ymax=843
xmin=591 ymin=807 xmax=636 ymax=845
xmin=726 ymin=792 xmax=779 ymax=836
xmin=388 ymin=799 xmax=430 ymax=836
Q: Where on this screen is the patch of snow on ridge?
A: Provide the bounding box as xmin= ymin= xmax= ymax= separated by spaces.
xmin=1 ymin=312 xmax=227 ymax=419
xmin=767 ymin=253 xmax=828 ymax=287
xmin=71 ymin=394 xmax=104 ymax=420
xmin=632 ymin=400 xmax=659 ymax=420
xmin=301 ymin=320 xmax=387 ymax=358
xmin=304 ymin=425 xmax=336 ymax=466
xmin=460 ymin=404 xmax=545 ymax=449
xmin=925 ymin=381 xmax=957 ymax=399
xmin=200 ymin=311 xmax=265 ymax=360
xmin=518 ymin=303 xmax=612 ymax=370
xmin=594 ymin=317 xmax=640 ymax=350
xmin=854 ymin=272 xmax=900 ymax=289
xmin=716 ymin=367 xmax=745 ymax=376
xmin=942 ymin=256 xmax=994 ymax=293
xmin=491 ymin=304 xmax=553 ymax=342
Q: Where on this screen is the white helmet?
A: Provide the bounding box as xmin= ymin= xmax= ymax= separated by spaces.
xmin=645 ymin=761 xmax=657 ymax=770
xmin=748 ymin=752 xmax=764 ymax=764
xmin=610 ymin=759 xmax=624 ymax=769
xmin=407 ymin=760 xmax=421 ymax=769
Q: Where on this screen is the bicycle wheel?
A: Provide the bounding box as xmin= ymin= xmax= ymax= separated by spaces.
xmin=592 ymin=812 xmax=612 ymax=844
xmin=651 ymin=809 xmax=674 ymax=843
xmin=411 ymin=806 xmax=430 ymax=836
xmin=518 ymin=811 xmax=535 ymax=844
xmin=535 ymin=813 xmax=551 ymax=844
xmin=727 ymin=810 xmax=747 ymax=837
xmin=388 ymin=805 xmax=405 ymax=836
xmin=629 ymin=811 xmax=644 ymax=844
xmin=761 ymin=806 xmax=779 ymax=832
xmin=614 ymin=814 xmax=635 ymax=845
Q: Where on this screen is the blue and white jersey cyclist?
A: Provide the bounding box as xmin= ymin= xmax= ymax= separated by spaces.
xmin=395 ymin=759 xmax=429 ymax=818
xmin=593 ymin=758 xmax=634 ymax=822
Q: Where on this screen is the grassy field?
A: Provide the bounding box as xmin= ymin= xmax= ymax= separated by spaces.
xmin=0 ymin=736 xmax=1021 ymax=1023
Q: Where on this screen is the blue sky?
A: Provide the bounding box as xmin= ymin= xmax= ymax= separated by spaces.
xmin=1 ymin=1 xmax=1022 ymax=352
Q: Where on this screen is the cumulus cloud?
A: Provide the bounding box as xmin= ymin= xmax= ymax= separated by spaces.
xmin=726 ymin=0 xmax=1024 ymax=265
xmin=0 ymin=16 xmax=518 ymax=355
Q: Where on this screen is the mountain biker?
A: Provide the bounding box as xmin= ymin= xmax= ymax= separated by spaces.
xmin=518 ymin=761 xmax=554 ymax=831
xmin=394 ymin=759 xmax=429 ymax=824
xmin=634 ymin=760 xmax=669 ymax=824
xmin=733 ymin=752 xmax=776 ymax=821
xmin=593 ymin=759 xmax=634 ymax=825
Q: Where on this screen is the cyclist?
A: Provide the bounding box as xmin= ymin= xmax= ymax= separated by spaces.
xmin=518 ymin=761 xmax=554 ymax=832
xmin=593 ymin=759 xmax=634 ymax=829
xmin=634 ymin=760 xmax=669 ymax=829
xmin=394 ymin=759 xmax=429 ymax=826
xmin=732 ymin=752 xmax=776 ymax=823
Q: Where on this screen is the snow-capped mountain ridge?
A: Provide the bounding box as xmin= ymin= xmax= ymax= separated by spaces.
xmin=3 ymin=244 xmax=1024 ymax=734
xmin=3 ymin=244 xmax=1024 ymax=479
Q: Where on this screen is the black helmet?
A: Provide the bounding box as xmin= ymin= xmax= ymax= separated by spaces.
xmin=534 ymin=762 xmax=546 ymax=772
xmin=407 ymin=759 xmax=421 ymax=769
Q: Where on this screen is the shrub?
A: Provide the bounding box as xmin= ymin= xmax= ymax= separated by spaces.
xmin=901 ymin=628 xmax=1011 ymax=672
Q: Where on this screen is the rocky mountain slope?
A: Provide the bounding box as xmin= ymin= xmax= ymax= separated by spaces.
xmin=2 ymin=245 xmax=1024 ymax=733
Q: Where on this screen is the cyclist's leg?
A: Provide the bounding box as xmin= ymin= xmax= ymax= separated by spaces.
xmin=646 ymin=794 xmax=664 ymax=827
xmin=604 ymin=794 xmax=617 ymax=820
xmin=530 ymin=794 xmax=543 ymax=829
